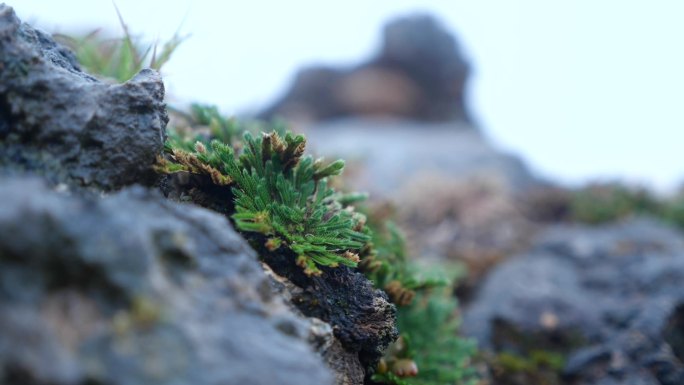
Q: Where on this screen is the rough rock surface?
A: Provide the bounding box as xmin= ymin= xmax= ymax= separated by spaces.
xmin=260 ymin=248 xmax=397 ymax=369
xmin=0 ymin=4 xmax=167 ymax=190
xmin=258 ymin=14 xmax=471 ymax=124
xmin=265 ymin=266 xmax=367 ymax=385
xmin=463 ymin=218 xmax=684 ymax=384
xmin=0 ymin=176 xmax=333 ymax=385
xmin=162 ymin=173 xmax=399 ymax=378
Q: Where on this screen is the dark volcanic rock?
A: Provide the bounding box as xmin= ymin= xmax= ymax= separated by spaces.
xmin=266 ymin=268 xmax=369 ymax=385
xmin=163 ymin=175 xmax=398 ymax=379
xmin=261 ymin=250 xmax=397 ymax=369
xmin=0 ymin=176 xmax=333 ymax=385
xmin=463 ymin=218 xmax=684 ymax=384
xmin=258 ymin=14 xmax=471 ymax=124
xmin=0 ymin=4 xmax=167 ymax=190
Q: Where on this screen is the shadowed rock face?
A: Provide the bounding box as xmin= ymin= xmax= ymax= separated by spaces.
xmin=0 ymin=177 xmax=333 ymax=385
xmin=258 ymin=14 xmax=471 ymax=125
xmin=259 ymin=246 xmax=397 ymax=369
xmin=463 ymin=218 xmax=684 ymax=385
xmin=0 ymin=5 xmax=167 ymax=190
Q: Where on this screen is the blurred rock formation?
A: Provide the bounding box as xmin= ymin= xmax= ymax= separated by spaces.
xmin=258 ymin=13 xmax=542 ymax=287
xmin=464 ymin=218 xmax=684 ymax=385
xmin=258 ymin=14 xmax=471 ymax=124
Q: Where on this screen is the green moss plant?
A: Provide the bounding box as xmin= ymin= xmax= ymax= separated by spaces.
xmin=62 ymin=16 xmax=479 ymax=381
xmin=570 ymin=182 xmax=661 ymax=224
xmin=157 ymin=130 xmax=369 ymax=276
xmin=55 ymin=5 xmax=186 ymax=82
xmin=365 ymin=219 xmax=477 ymax=385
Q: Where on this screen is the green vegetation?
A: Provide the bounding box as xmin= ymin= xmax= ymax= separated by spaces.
xmin=563 ymin=182 xmax=684 ymax=231
xmin=158 ymin=128 xmax=369 ymax=276
xmin=65 ymin=23 xmax=479 ymax=383
xmin=160 ymin=106 xmax=478 ymax=382
xmin=54 ymin=6 xmax=185 ymax=82
xmin=490 ymin=350 xmax=565 ymax=385
xmin=661 ymin=192 xmax=684 ymax=231
xmin=365 ymin=220 xmax=477 ymax=385
xmin=569 ymin=182 xmax=661 ymax=224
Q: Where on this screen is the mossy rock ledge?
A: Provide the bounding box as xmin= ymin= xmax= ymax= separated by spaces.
xmin=0 ymin=4 xmax=396 ymax=385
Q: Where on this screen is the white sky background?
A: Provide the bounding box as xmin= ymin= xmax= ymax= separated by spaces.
xmin=14 ymin=1 xmax=684 ymax=191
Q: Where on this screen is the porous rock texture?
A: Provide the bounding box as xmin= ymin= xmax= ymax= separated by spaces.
xmin=463 ymin=218 xmax=684 ymax=385
xmin=0 ymin=177 xmax=333 ymax=385
xmin=258 ymin=14 xmax=471 ymax=124
xmin=0 ymin=4 xmax=167 ymax=190
xmin=260 ymin=248 xmax=397 ymax=368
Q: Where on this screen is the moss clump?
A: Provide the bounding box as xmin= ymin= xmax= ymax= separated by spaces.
xmin=490 ymin=350 xmax=565 ymax=385
xmin=159 ymin=107 xmax=477 ymax=381
xmin=566 ymin=182 xmax=684 ymax=232
xmin=365 ymin=219 xmax=477 ymax=385
xmin=659 ymin=192 xmax=684 ymax=231
xmin=62 ymin=21 xmax=479 ymax=381
xmin=55 ymin=6 xmax=185 ymax=82
xmin=158 ymin=129 xmax=369 ymax=276
xmin=570 ymin=182 xmax=661 ymax=224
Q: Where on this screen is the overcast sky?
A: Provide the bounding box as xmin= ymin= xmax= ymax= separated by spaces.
xmin=14 ymin=0 xmax=684 ymax=191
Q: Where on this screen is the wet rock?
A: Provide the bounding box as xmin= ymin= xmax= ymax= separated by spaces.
xmin=0 ymin=4 xmax=167 ymax=190
xmin=0 ymin=176 xmax=333 ymax=385
xmin=258 ymin=14 xmax=471 ymax=124
xmin=463 ymin=218 xmax=684 ymax=384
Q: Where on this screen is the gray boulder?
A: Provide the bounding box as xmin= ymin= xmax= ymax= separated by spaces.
xmin=463 ymin=218 xmax=684 ymax=384
xmin=0 ymin=176 xmax=333 ymax=385
xmin=0 ymin=4 xmax=167 ymax=190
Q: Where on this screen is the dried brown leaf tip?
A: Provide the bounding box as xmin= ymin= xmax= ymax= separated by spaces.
xmin=265 ymin=237 xmax=282 ymax=252
xmin=392 ymin=358 xmax=419 ymax=377
xmin=161 ymin=148 xmax=232 ymax=186
xmin=343 ymin=250 xmax=361 ymax=264
xmin=159 ymin=130 xmax=368 ymax=277
xmin=280 ymin=132 xmax=306 ymax=171
xmin=384 ymin=280 xmax=416 ymax=307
